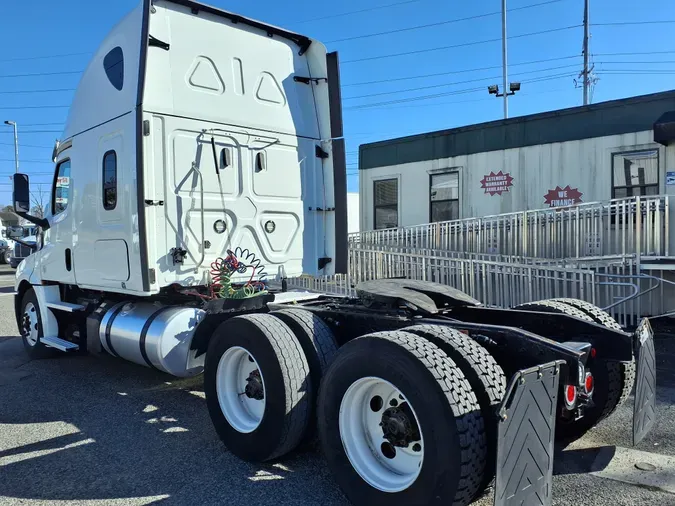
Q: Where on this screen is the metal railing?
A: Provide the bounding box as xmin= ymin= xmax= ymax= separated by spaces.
xmin=286 ymin=246 xmax=653 ymax=327
xmin=350 ymin=195 xmax=669 ymax=260
xmin=284 ymin=274 xmax=356 ymax=297
xmin=288 ymin=196 xmax=672 ymax=329
xmin=347 ymin=246 xmax=596 ymax=308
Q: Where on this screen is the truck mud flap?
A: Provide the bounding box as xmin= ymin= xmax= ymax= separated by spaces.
xmin=494 ymin=361 xmax=563 ymax=506
xmin=633 ymin=318 xmax=656 ymax=446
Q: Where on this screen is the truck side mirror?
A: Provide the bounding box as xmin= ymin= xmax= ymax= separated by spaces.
xmin=13 ymin=174 xmax=30 ymax=214
xmin=12 ymin=173 xmax=49 ymax=230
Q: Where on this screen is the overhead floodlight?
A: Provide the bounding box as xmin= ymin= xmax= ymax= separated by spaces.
xmin=510 ymin=82 xmax=521 ymax=92
xmin=488 ymin=85 xmax=499 ymax=95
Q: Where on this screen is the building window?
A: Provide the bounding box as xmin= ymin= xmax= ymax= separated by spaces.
xmin=430 ymin=172 xmax=459 ymax=222
xmin=104 ymin=46 xmax=124 ymax=91
xmin=103 ymin=150 xmax=117 ymax=210
xmin=52 ymin=159 xmax=71 ymax=215
xmin=373 ymin=178 xmax=398 ymax=230
xmin=612 ymin=149 xmax=659 ymax=198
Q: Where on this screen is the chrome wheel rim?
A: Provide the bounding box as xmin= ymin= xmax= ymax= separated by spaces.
xmin=21 ymin=302 xmax=39 ymax=347
xmin=216 ymin=346 xmax=266 ymax=433
xmin=339 ymin=376 xmax=424 ymax=492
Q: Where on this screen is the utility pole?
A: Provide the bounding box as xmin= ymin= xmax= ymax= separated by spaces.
xmin=501 ymin=0 xmax=508 ymax=118
xmin=4 ymin=120 xmax=19 ymax=173
xmin=582 ymin=0 xmax=590 ymax=105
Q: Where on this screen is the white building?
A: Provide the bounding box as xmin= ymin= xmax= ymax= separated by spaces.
xmin=358 ymin=90 xmax=675 ymax=232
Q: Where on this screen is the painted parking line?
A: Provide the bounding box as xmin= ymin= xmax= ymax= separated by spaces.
xmin=591 ymin=446 xmax=675 ymax=494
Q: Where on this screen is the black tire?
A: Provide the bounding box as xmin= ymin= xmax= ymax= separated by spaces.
xmin=516 ymin=300 xmax=630 ymax=441
xmin=204 ymin=313 xmax=312 ymax=462
xmin=3 ymin=249 xmax=11 ymax=265
xmin=18 ymin=289 xmax=57 ymax=359
xmin=550 ymin=298 xmax=636 ymax=417
xmin=317 ymin=330 xmax=486 ymax=506
xmin=270 ymin=309 xmax=338 ymax=443
xmin=270 ymin=308 xmax=338 ymax=387
xmin=403 ymin=324 xmax=505 ymax=497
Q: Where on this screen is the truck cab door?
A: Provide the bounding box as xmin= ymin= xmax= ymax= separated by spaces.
xmin=40 ymin=156 xmax=76 ymax=284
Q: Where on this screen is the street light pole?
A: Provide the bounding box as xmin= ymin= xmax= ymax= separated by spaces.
xmin=4 ymin=121 xmax=19 ymax=173
xmin=501 ymin=0 xmax=508 ymax=119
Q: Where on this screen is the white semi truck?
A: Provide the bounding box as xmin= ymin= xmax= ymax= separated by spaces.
xmin=11 ymin=2 xmax=656 ymax=505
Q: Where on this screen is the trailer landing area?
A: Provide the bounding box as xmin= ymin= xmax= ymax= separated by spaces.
xmin=0 ymin=291 xmax=674 ymax=505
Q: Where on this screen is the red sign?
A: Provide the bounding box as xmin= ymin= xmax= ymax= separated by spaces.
xmin=544 ymin=185 xmax=583 ymax=208
xmin=480 ymin=171 xmax=514 ymax=196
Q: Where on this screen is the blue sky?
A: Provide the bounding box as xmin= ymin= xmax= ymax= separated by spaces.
xmin=1 ymin=0 xmax=674 ymax=202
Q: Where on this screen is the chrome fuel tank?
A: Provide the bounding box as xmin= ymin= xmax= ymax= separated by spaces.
xmin=99 ymin=302 xmax=206 ymax=377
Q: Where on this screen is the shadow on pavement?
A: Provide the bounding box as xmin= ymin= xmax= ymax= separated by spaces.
xmin=0 ymin=348 xmax=347 ymax=505
xmin=553 ymin=445 xmax=616 ymax=476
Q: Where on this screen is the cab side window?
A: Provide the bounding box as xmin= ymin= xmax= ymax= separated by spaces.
xmin=52 ymin=160 xmax=71 ymax=215
xmin=102 ymin=151 xmax=117 ymax=210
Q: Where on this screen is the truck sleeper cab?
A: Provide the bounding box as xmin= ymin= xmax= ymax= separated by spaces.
xmin=11 ymin=2 xmax=656 ymax=506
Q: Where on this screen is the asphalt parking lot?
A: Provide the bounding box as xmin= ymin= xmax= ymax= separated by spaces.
xmin=1 ymin=263 xmax=675 ymax=506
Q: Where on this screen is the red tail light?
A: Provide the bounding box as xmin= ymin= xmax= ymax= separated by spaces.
xmin=564 ymin=385 xmax=578 ymax=409
xmin=590 ymin=348 xmax=597 ymax=359
xmin=584 ymin=372 xmax=594 ymax=395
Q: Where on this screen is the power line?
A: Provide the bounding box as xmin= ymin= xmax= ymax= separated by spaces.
xmin=345 ymin=86 xmax=486 ymax=110
xmin=0 ymin=70 xmax=82 ymax=79
xmin=0 ymin=130 xmax=62 ymax=134
xmin=327 ymin=0 xmax=567 ymax=43
xmin=0 ymin=142 xmax=53 ymax=148
xmin=342 ymin=55 xmax=580 ymax=87
xmin=595 ymin=50 xmax=675 ymax=57
xmin=343 ymin=64 xmax=581 ymax=100
xmin=0 ymin=105 xmax=69 ymax=110
xmin=0 ymin=88 xmax=75 ymax=95
xmin=594 ymin=60 xmax=675 ymax=65
xmin=0 ymin=51 xmax=90 ymax=63
xmin=343 ymin=85 xmax=575 ymax=117
xmin=341 ymin=25 xmax=581 ymax=64
xmin=14 ymin=123 xmax=63 ymax=127
xmin=597 ymin=70 xmax=675 ymax=74
xmin=292 ymin=0 xmax=419 ymax=24
xmin=0 ymin=159 xmax=53 ymax=164
xmin=594 ymin=20 xmax=675 ymax=27
xmin=0 ymin=172 xmax=54 ymax=176
xmin=344 ymin=72 xmax=577 ymax=110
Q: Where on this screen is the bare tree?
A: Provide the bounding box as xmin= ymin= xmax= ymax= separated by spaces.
xmin=30 ymin=184 xmax=48 ymax=219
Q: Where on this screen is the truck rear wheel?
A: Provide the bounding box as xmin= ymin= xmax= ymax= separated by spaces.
xmin=516 ymin=300 xmax=632 ymax=441
xmin=204 ymin=314 xmax=312 ymax=462
xmin=270 ymin=308 xmax=338 ymax=443
xmin=270 ymin=308 xmax=338 ymax=386
xmin=19 ymin=289 xmax=57 ymax=359
xmin=317 ymin=330 xmax=486 ymax=506
xmin=403 ymin=324 xmax=505 ymax=498
xmin=3 ymin=248 xmax=11 ymax=265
